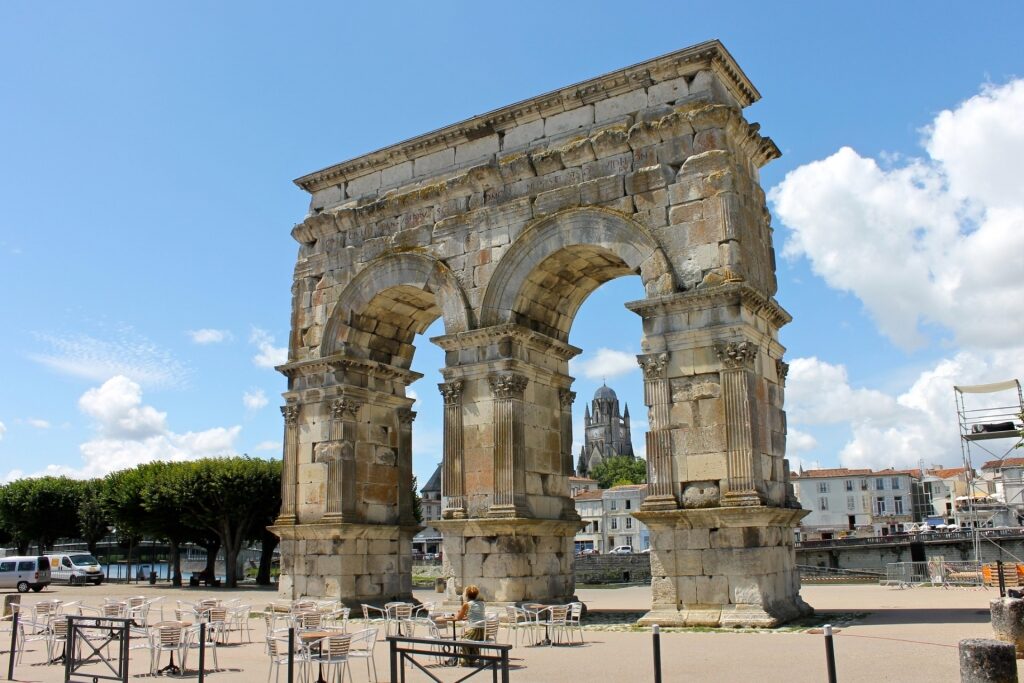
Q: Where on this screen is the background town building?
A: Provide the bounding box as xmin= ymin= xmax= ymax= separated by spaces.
xmin=792 ymin=467 xmax=921 ymax=540
xmin=413 ymin=463 xmax=442 ymax=558
xmin=573 ymin=484 xmax=649 ymax=553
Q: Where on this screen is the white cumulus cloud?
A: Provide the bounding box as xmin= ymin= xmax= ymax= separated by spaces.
xmin=571 ymin=348 xmax=638 ymax=380
xmin=254 ymin=440 xmax=280 ymax=452
xmin=188 ymin=329 xmax=232 ymax=344
xmin=26 ymin=418 xmax=50 ymax=429
xmin=771 ymin=79 xmax=1024 ymax=352
xmin=786 ymin=428 xmax=819 ymax=454
xmin=243 ymin=389 xmax=268 ymax=411
xmin=250 ymin=328 xmax=288 ymax=369
xmin=0 ymin=421 xmax=6 ymax=441
xmin=8 ymin=375 xmax=242 ymax=480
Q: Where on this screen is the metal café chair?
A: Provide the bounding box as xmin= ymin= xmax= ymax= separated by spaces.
xmin=346 ymin=628 xmax=380 ymax=681
xmin=306 ymin=632 xmax=352 ymax=683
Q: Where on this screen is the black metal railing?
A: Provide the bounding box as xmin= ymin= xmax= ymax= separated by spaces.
xmin=798 ymin=527 xmax=1024 ymax=549
xmin=387 ymin=635 xmax=512 ymax=683
xmin=65 ymin=615 xmax=131 ymax=683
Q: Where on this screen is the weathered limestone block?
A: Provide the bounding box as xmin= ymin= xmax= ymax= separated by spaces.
xmin=544 ymin=106 xmax=594 ymax=137
xmin=959 ymin=639 xmax=1017 ymax=683
xmin=990 ymin=598 xmax=1024 ymax=655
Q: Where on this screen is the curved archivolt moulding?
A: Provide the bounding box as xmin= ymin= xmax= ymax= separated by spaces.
xmin=480 ymin=207 xmax=675 ymax=341
xmin=320 ymin=252 xmax=471 ymax=367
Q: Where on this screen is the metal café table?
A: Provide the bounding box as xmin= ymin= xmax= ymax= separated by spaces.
xmin=298 ymin=629 xmax=345 ymax=683
xmin=522 ymin=604 xmax=553 ymax=646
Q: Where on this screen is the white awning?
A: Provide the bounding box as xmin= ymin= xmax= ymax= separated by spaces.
xmin=955 ymin=380 xmax=1021 ymax=394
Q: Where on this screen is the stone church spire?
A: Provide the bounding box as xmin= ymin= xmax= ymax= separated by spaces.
xmin=574 ymin=381 xmax=636 ymax=477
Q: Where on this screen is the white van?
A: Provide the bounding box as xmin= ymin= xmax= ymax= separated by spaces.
xmin=0 ymin=556 xmax=51 ymax=593
xmin=46 ymin=553 xmax=104 ymax=585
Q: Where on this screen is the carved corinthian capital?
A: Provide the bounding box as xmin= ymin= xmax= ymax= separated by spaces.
xmin=714 ymin=340 xmax=758 ymax=370
xmin=488 ymin=373 xmax=528 ymax=399
xmin=330 ymin=397 xmax=362 ymax=420
xmin=637 ymin=353 xmax=669 ymax=380
xmin=559 ymin=389 xmax=576 ymax=407
xmin=438 ymin=380 xmax=464 ymax=405
xmin=776 ymin=359 xmax=790 ymax=385
xmin=281 ymin=404 xmax=299 ymax=426
xmin=398 ymin=408 xmax=417 ymax=425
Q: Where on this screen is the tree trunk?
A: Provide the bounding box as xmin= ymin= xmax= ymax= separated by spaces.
xmin=201 ymin=538 xmax=220 ymax=580
xmin=169 ymin=538 xmax=182 ymax=587
xmin=222 ymin=522 xmax=239 ymax=588
xmin=17 ymin=540 xmax=28 ymax=555
xmin=257 ymin=527 xmax=278 ymax=585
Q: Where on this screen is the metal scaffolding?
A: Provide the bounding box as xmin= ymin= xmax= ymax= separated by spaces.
xmin=955 ymin=379 xmax=1024 ymax=563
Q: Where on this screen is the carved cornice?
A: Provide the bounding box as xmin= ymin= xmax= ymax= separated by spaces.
xmin=281 ymin=404 xmax=300 ymax=426
xmin=625 ymin=282 xmax=792 ymax=329
xmin=638 ymin=353 xmax=670 ymax=380
xmin=776 ymin=359 xmax=790 ymax=385
xmin=715 ymin=341 xmax=758 ymax=370
xmin=431 ymin=323 xmax=581 ymax=361
xmin=293 ymin=40 xmax=759 ymax=194
xmin=330 ymin=397 xmax=362 ymax=420
xmin=488 ymin=373 xmax=529 ymax=399
xmin=277 ymin=354 xmax=424 ymax=386
xmin=438 ymin=380 xmax=464 ymax=405
xmin=559 ymin=389 xmax=577 ymax=407
xmin=398 ymin=408 xmax=417 ymax=425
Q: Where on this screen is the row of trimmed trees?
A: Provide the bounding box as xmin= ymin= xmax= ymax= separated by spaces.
xmin=0 ymin=457 xmax=281 ymax=588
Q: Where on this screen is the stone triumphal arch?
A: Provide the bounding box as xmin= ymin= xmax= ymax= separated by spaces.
xmin=271 ymin=40 xmax=811 ymax=627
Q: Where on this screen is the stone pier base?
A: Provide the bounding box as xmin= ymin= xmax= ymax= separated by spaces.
xmin=633 ymin=506 xmax=812 ymax=627
xmin=270 ymin=521 xmax=420 ymax=606
xmin=434 ymin=517 xmax=583 ymax=605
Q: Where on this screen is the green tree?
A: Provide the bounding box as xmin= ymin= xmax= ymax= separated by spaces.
xmin=0 ymin=476 xmax=81 ymax=553
xmin=77 ymin=478 xmax=111 ymax=555
xmin=590 ymin=456 xmax=648 ymax=489
xmin=170 ymin=457 xmax=281 ymax=587
xmin=411 ymin=475 xmax=423 ymax=524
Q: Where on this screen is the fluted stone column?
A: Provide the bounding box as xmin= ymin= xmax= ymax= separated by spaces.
xmin=328 ymin=397 xmax=361 ymax=522
xmin=278 ymin=404 xmax=299 ymax=523
xmin=488 ymin=372 xmax=529 ymax=518
xmin=559 ymin=390 xmax=576 ymax=476
xmin=398 ymin=408 xmax=416 ymax=526
xmin=716 ymin=341 xmax=763 ymax=507
xmin=439 ymin=380 xmax=466 ymax=518
xmin=639 ymin=353 xmax=677 ymax=511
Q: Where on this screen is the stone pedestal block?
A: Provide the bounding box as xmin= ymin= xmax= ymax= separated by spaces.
xmin=270 ymin=521 xmax=420 ymax=606
xmin=990 ymin=598 xmax=1024 ymax=655
xmin=959 ymin=638 xmax=1017 ymax=683
xmin=634 ymin=506 xmax=811 ymax=627
xmin=434 ymin=517 xmax=583 ymax=605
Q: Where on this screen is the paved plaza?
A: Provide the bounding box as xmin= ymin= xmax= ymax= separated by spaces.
xmin=2 ymin=582 xmax=1017 ymax=682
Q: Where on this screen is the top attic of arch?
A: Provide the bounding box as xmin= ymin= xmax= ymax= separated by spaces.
xmin=281 ymin=39 xmax=787 ymax=380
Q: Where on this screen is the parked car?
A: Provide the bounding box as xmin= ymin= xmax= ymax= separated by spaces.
xmin=46 ymin=553 xmax=104 ymax=585
xmin=608 ymin=546 xmax=633 ymax=555
xmin=0 ymin=555 xmax=51 ymax=593
xmin=576 ymin=548 xmax=599 ymax=557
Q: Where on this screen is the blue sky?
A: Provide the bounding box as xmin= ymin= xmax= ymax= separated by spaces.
xmin=1 ymin=2 xmax=1022 ymax=485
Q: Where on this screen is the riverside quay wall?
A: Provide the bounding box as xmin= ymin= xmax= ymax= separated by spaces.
xmin=797 ymin=530 xmax=1024 ymax=571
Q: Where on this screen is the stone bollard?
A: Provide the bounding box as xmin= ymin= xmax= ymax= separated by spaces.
xmin=959 ymin=638 xmax=1017 ymax=683
xmin=990 ymin=598 xmax=1024 ymax=654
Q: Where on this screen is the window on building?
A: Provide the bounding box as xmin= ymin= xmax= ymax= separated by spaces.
xmin=845 ymin=480 xmax=853 ymax=491
xmin=818 ymin=482 xmax=829 ymax=493
xmin=626 ymin=517 xmax=633 ymax=529
xmin=819 ymin=497 xmax=829 ymax=511
xmin=593 ymin=520 xmax=599 ymax=532
xmin=860 ymin=479 xmax=868 ymax=490
xmin=611 ymin=517 xmax=618 ymax=530
xmin=847 ymin=496 xmax=855 ymax=510
xmin=894 ymin=496 xmax=904 ymax=514
xmin=625 ymin=499 xmax=631 ymax=510
xmin=891 ymin=477 xmax=900 ymax=489
xmin=875 ymin=479 xmax=885 ymax=491
xmin=610 ymin=500 xmax=617 ymax=510
xmin=874 ymin=496 xmax=886 ymax=514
